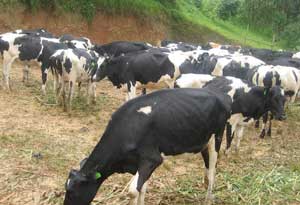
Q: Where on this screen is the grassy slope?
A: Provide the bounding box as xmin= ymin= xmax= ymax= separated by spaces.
xmin=95 ymin=0 xmax=280 ymax=49
xmin=176 ymin=0 xmax=278 ymax=49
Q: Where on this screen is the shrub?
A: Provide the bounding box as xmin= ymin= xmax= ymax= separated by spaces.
xmin=217 ymin=0 xmax=240 ymax=20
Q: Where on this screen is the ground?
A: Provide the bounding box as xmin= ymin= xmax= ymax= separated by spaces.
xmin=0 ymin=63 xmax=300 ymax=205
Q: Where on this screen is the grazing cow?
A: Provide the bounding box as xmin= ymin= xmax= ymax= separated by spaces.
xmin=293 ymin=52 xmax=300 ymax=59
xmin=93 ymin=49 xmax=188 ymax=100
xmin=59 ymin=34 xmax=93 ymax=49
xmin=93 ymin=41 xmax=152 ymax=57
xmin=49 ymin=48 xmax=105 ymax=111
xmin=239 ymin=47 xmax=294 ymax=62
xmin=0 ymin=34 xmax=70 ymax=92
xmin=175 ymin=74 xmax=286 ymax=152
xmin=64 ymin=88 xmax=232 ymax=205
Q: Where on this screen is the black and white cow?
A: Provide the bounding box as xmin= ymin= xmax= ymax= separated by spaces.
xmin=247 ymin=65 xmax=300 ymax=137
xmin=12 ymin=28 xmax=54 ymax=38
xmin=64 ymin=88 xmax=232 ymax=205
xmin=160 ymin=40 xmax=199 ymax=51
xmin=93 ymin=49 xmax=189 ymax=100
xmin=59 ymin=34 xmax=93 ymax=49
xmin=0 ymin=34 xmax=71 ymax=93
xmin=0 ymin=29 xmax=55 ymax=85
xmin=239 ymin=47 xmax=294 ymax=62
xmin=175 ymin=74 xmax=286 ymax=152
xmin=178 ymin=51 xmax=265 ymax=80
xmin=93 ymin=41 xmax=152 ymax=57
xmin=248 ymin=65 xmax=300 ymax=103
xmin=49 ymin=48 xmax=105 ymax=111
xmin=293 ymin=52 xmax=300 ymax=59
xmin=266 ymin=57 xmax=300 ymax=70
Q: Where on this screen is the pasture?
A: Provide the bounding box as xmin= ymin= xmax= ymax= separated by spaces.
xmin=0 ymin=63 xmax=299 ymax=205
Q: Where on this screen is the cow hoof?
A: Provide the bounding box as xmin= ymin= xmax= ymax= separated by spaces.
xmin=255 ymin=121 xmax=259 ymax=128
xmin=205 ymin=194 xmax=215 ymax=205
xmin=224 ymin=149 xmax=230 ymax=156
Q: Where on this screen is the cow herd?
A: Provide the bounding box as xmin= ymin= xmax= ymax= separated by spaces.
xmin=1 ymin=28 xmax=300 ymax=205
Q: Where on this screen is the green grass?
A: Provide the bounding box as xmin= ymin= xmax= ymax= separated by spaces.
xmin=176 ymin=0 xmax=279 ymax=49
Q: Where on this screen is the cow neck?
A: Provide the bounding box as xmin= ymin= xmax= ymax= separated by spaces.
xmin=232 ymin=86 xmax=267 ymax=119
xmin=80 ymin=133 xmax=114 ymax=178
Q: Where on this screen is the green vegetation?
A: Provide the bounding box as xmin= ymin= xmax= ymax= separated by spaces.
xmin=1 ymin=0 xmax=300 ymax=49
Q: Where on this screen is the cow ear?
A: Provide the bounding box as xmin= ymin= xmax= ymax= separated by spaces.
xmin=80 ymin=158 xmax=88 ymax=169
xmin=263 ymin=87 xmax=270 ymax=97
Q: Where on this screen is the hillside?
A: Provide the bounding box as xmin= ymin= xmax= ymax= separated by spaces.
xmin=0 ymin=0 xmax=284 ymax=49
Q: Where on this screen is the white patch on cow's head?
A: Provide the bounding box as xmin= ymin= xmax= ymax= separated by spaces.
xmin=137 ymin=106 xmax=152 ymax=115
xmin=66 ymin=179 xmax=71 ymax=187
xmin=281 ymin=88 xmax=285 ymax=96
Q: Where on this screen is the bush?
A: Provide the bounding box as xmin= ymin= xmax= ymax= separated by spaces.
xmin=217 ymin=0 xmax=240 ymax=20
xmin=281 ymin=19 xmax=300 ymax=49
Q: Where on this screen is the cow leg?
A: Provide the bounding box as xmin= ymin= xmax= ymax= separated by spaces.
xmin=201 ymin=147 xmax=209 ymax=188
xmin=255 ymin=119 xmax=260 ymax=128
xmin=56 ymin=78 xmax=63 ymax=105
xmin=234 ymin=125 xmax=244 ymax=153
xmin=22 ymin=64 xmax=30 ymax=83
xmin=128 ymin=153 xmax=163 ymax=205
xmin=67 ymin=81 xmax=74 ymax=112
xmin=259 ymin=113 xmax=268 ymax=139
xmin=142 ymin=88 xmax=147 ymax=95
xmin=88 ymin=81 xmax=96 ymax=104
xmin=41 ymin=65 xmax=48 ymax=95
xmin=290 ymin=93 xmax=297 ymax=103
xmin=205 ymin=135 xmax=218 ymax=203
xmin=2 ymin=54 xmax=13 ymax=90
xmin=62 ymin=81 xmax=68 ymax=111
xmin=267 ymin=114 xmax=273 ymax=137
xmin=127 ymin=81 xmax=136 ymax=101
xmin=224 ymin=123 xmax=234 ymax=155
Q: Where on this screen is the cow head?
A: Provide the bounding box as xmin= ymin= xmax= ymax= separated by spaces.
xmin=93 ymin=54 xmax=112 ymax=82
xmin=266 ymin=86 xmax=286 ymax=120
xmin=64 ymin=168 xmax=104 ymax=205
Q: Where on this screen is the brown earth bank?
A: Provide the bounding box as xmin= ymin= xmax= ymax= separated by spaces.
xmin=0 ymin=6 xmax=227 ymax=45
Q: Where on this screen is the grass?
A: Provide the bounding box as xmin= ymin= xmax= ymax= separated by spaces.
xmin=176 ymin=0 xmax=279 ymax=49
xmin=1 ymin=0 xmax=283 ymax=49
xmin=1 ymin=66 xmax=300 ymax=204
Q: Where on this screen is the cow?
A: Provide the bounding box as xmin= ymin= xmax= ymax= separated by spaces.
xmin=93 ymin=41 xmax=152 ymax=57
xmin=12 ymin=28 xmax=54 ymax=38
xmin=93 ymin=49 xmax=189 ymax=100
xmin=0 ymin=34 xmax=70 ymax=93
xmin=49 ymin=48 xmax=105 ymax=111
xmin=239 ymin=47 xmax=294 ymax=62
xmin=0 ymin=29 xmax=55 ymax=85
xmin=247 ymin=65 xmax=299 ymax=137
xmin=293 ymin=52 xmax=300 ymax=59
xmin=266 ymin=57 xmax=300 ymax=70
xmin=160 ymin=40 xmax=199 ymax=51
xmin=248 ymin=65 xmax=300 ymax=103
xmin=63 ymin=88 xmax=232 ymax=205
xmin=180 ymin=52 xmax=265 ymax=80
xmin=59 ymin=34 xmax=93 ymax=49
xmin=175 ymin=74 xmax=286 ymax=152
